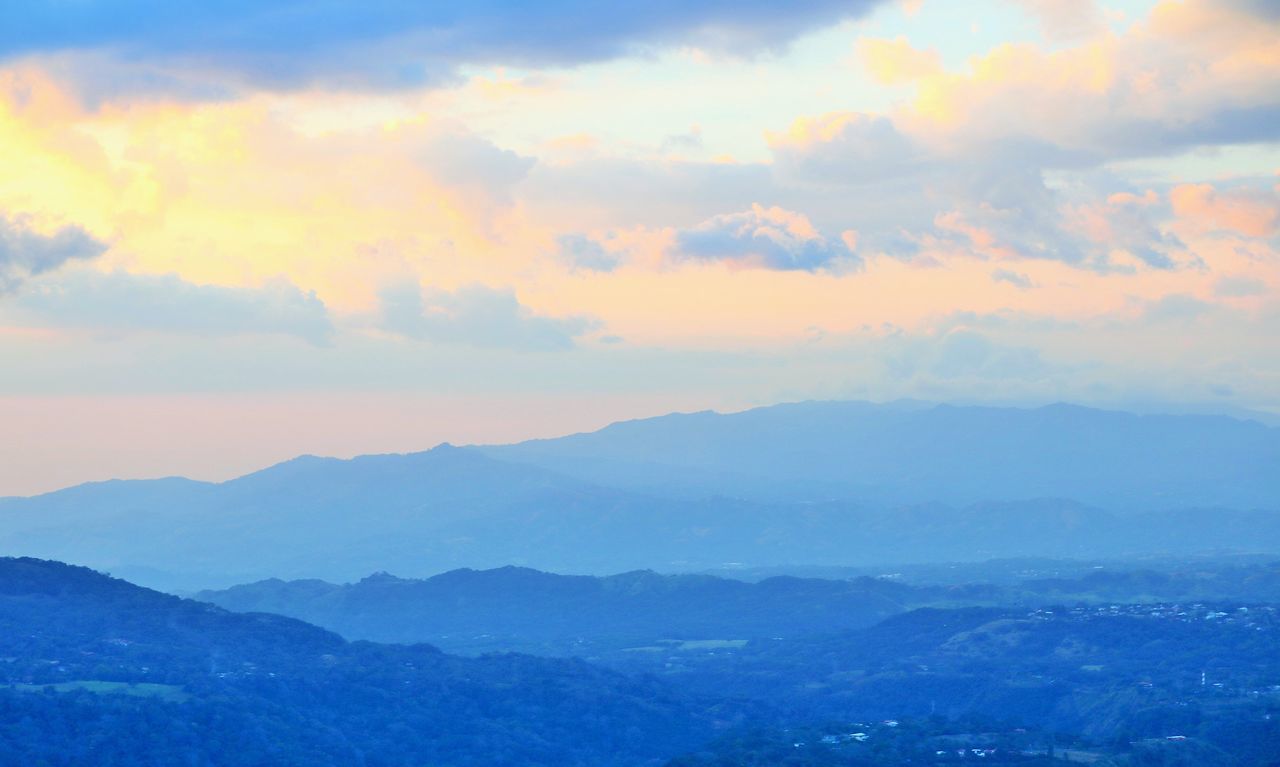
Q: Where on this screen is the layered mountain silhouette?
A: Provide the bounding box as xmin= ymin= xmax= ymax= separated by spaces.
xmin=1 ymin=401 xmax=1277 ymax=590
xmin=195 ymin=561 xmax=1280 ymax=658
xmin=195 ymin=567 xmax=912 ymax=654
xmin=0 ymin=557 xmax=707 ymax=766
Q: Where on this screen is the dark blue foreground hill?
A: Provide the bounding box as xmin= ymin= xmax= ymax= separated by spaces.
xmin=0 ymin=558 xmax=711 ymax=767
xmin=4 ymin=558 xmax=1279 ymax=766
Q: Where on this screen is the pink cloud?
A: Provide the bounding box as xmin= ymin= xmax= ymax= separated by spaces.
xmin=1170 ymin=183 xmax=1280 ymax=238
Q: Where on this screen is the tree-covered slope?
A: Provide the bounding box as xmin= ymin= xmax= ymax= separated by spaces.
xmin=0 ymin=558 xmax=711 ymax=767
xmin=197 ymin=567 xmax=912 ymax=654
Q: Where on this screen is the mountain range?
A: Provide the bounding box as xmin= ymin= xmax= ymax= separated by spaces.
xmin=195 ymin=567 xmax=913 ymax=655
xmin=480 ymin=400 xmax=1280 ymax=508
xmin=1 ymin=401 xmax=1276 ymax=590
xmin=194 ymin=560 xmax=1280 ymax=658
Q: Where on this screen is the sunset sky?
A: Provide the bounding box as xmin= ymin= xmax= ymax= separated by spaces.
xmin=1 ymin=0 xmax=1277 ymax=494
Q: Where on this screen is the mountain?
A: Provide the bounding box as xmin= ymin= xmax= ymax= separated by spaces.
xmin=1 ymin=402 xmax=1277 ymax=590
xmin=0 ymin=445 xmax=607 ymax=588
xmin=196 ymin=561 xmax=1280 ymax=660
xmin=0 ymin=557 xmax=709 ymax=766
xmin=479 ymin=401 xmax=1280 ymax=509
xmin=195 ymin=567 xmax=912 ymax=655
xmin=5 ymin=557 xmax=1280 ymax=765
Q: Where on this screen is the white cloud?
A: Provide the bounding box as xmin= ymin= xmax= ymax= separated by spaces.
xmin=8 ymin=270 xmax=335 ymax=345
xmin=379 ymin=282 xmax=598 ymax=350
xmin=673 ymin=204 xmax=858 ymax=272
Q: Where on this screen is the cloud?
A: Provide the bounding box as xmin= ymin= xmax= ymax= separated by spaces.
xmin=857 ymin=37 xmax=941 ymax=85
xmin=991 ymin=269 xmax=1035 ymax=289
xmin=1214 ymin=275 xmax=1270 ymax=298
xmin=1 ymin=0 xmax=887 ymax=93
xmin=535 ymin=132 xmax=1185 ymax=275
xmin=885 ymin=328 xmax=1052 ymax=381
xmin=1141 ymin=293 xmax=1214 ymax=322
xmin=769 ymin=2 xmax=1279 ymax=188
xmin=673 ymin=204 xmax=858 ymax=271
xmin=1008 ymin=0 xmax=1105 ymax=42
xmin=1230 ymin=0 xmax=1280 ymax=21
xmin=925 ymin=174 xmax=1184 ymax=271
xmin=379 ymin=282 xmax=598 ymax=350
xmin=769 ymin=112 xmax=926 ymax=184
xmin=0 ymin=215 xmax=107 ymax=294
xmin=417 ymin=130 xmax=536 ymax=208
xmin=753 ymin=0 xmax=1280 ymax=275
xmin=9 ymin=270 xmax=335 ymax=345
xmin=660 ymin=126 xmax=704 ymax=154
xmin=0 ymin=72 xmax=561 ymax=313
xmin=901 ymin=1 xmax=1280 ymax=161
xmin=765 ymin=112 xmax=1186 ymax=270
xmin=525 ymin=156 xmax=773 ymax=232
xmin=557 ymin=234 xmax=624 ymax=273
xmin=931 ymin=329 xmax=1049 ymax=379
xmin=1060 ymin=190 xmax=1183 ymax=270
xmin=1170 ymin=182 xmax=1280 ymax=238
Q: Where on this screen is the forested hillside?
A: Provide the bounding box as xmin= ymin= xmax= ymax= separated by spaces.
xmin=4 ymin=557 xmax=1280 ymax=765
xmin=0 ymin=558 xmax=710 ymax=766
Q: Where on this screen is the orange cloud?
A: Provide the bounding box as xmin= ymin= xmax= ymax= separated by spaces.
xmin=888 ymin=1 xmax=1279 ymax=158
xmin=857 ymin=37 xmax=942 ymax=85
xmin=934 ymin=210 xmax=1015 ymax=259
xmin=1170 ymin=183 xmax=1280 ymax=239
xmin=0 ymin=70 xmax=544 ymax=314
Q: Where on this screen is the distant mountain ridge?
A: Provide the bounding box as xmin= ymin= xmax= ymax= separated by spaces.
xmin=479 ymin=400 xmax=1280 ymax=509
xmin=0 ymin=401 xmax=1277 ymax=590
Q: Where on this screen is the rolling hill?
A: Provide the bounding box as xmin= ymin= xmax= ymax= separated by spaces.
xmin=195 ymin=567 xmax=912 ymax=654
xmin=0 ymin=557 xmax=709 ymax=766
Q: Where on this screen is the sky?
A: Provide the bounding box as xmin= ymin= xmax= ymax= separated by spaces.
xmin=0 ymin=0 xmax=1277 ymax=495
